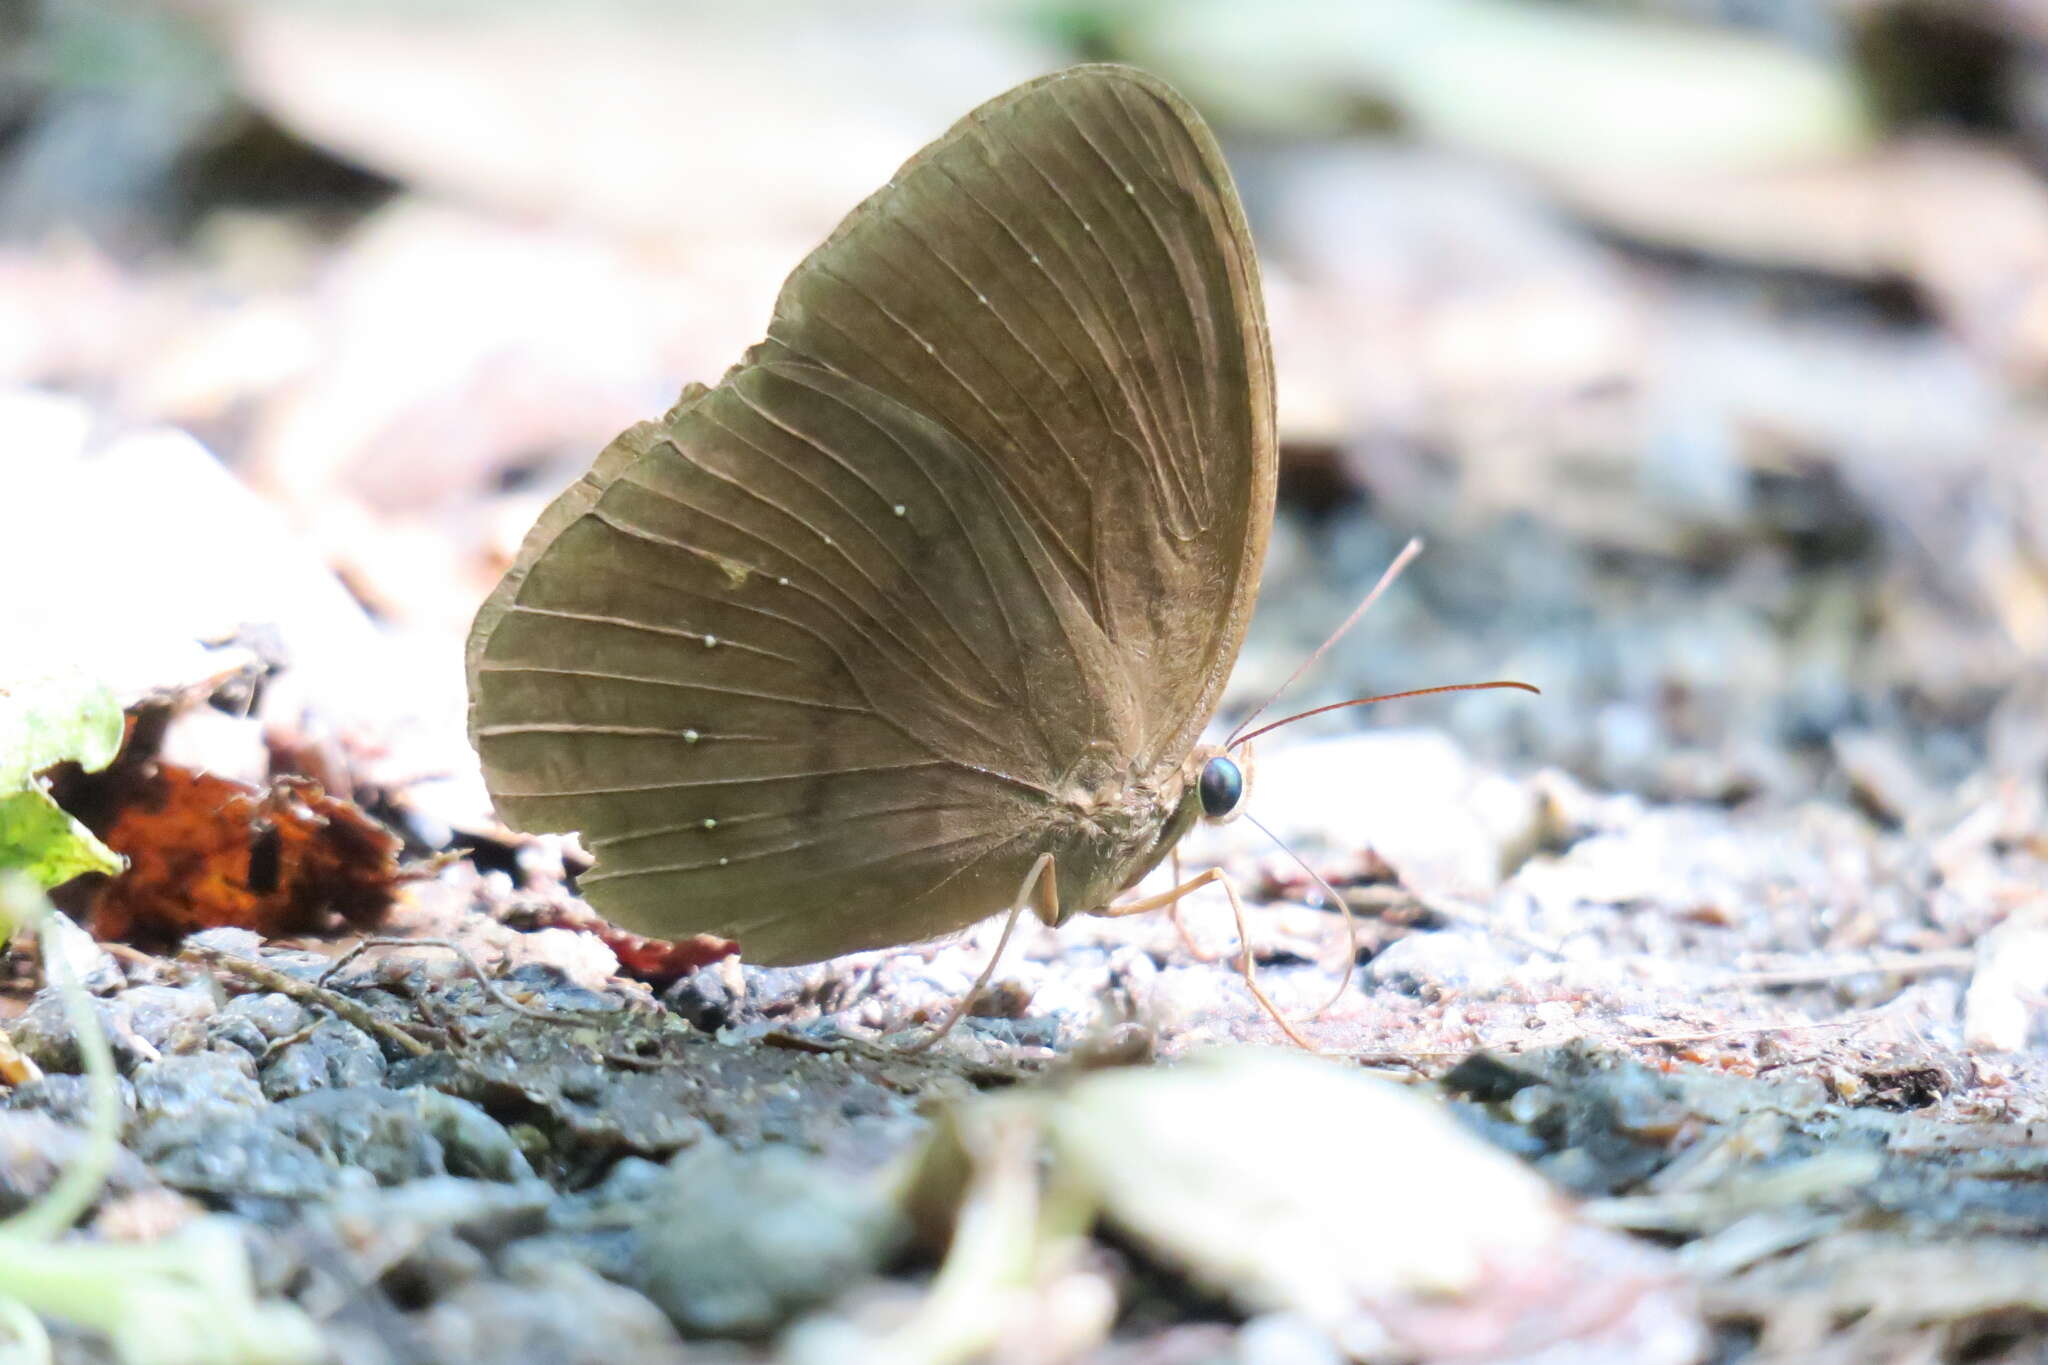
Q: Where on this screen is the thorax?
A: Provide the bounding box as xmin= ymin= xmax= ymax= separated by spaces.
xmin=1037 ymin=742 xmax=1200 ymax=922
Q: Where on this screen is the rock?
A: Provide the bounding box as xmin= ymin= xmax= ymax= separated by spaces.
xmin=9 ymin=990 xmax=150 ymax=1075
xmin=261 ymin=1017 xmax=386 ymax=1100
xmin=324 ymin=1175 xmax=555 ymax=1257
xmin=207 ymin=991 xmax=314 ymax=1058
xmin=517 ymin=928 xmax=618 ymax=994
xmin=0 ymin=1111 xmax=155 ymax=1217
xmin=316 ymin=1177 xmax=557 ymax=1311
xmin=42 ymin=910 xmax=125 ymax=996
xmin=387 ymin=1013 xmax=918 ymax=1181
xmin=117 ymin=984 xmax=219 ymax=1055
xmin=185 ymin=928 xmax=266 ymax=957
xmin=139 ymin=1113 xmax=342 ymax=1201
xmin=7 ymin=1072 xmax=135 ymax=1132
xmin=142 ymin=1086 xmax=532 ymax=1201
xmin=418 ymin=1255 xmax=689 ymax=1365
xmin=663 ymin=962 xmax=735 ymax=1033
xmin=229 ymin=991 xmax=316 ymax=1038
xmin=130 ymin=1051 xmax=266 ymax=1130
xmin=607 ymin=1140 xmax=903 ymax=1337
xmin=496 ymin=961 xmax=613 ymax=1013
xmin=273 ymin=1087 xmax=533 ymax=1185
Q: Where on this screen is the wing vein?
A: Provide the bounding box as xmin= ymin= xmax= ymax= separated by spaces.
xmin=507 ymin=602 xmax=801 ymax=666
xmin=1055 ymin=89 xmax=1209 ymax=529
xmin=475 ymin=662 xmax=873 ymax=714
xmin=728 ymin=367 xmax=1018 ymax=691
xmin=502 ymin=756 xmax=953 ymax=800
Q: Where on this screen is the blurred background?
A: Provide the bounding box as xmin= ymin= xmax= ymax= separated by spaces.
xmin=5 ymin=0 xmax=2046 ymax=837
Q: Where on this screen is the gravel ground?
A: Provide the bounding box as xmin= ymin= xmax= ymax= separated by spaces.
xmin=7 ymin=2 xmax=2048 ymax=1359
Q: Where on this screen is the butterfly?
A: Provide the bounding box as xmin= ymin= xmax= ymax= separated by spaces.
xmin=467 ymin=63 xmax=1294 ymax=1032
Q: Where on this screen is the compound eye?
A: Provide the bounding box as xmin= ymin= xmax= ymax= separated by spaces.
xmin=1198 ymin=754 xmax=1245 ymax=820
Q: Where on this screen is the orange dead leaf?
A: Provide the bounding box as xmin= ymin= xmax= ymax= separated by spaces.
xmin=89 ymin=765 xmax=401 ymax=944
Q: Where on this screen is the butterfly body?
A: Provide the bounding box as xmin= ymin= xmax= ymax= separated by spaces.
xmin=1027 ymin=741 xmax=1207 ymax=927
xmin=467 ymin=65 xmax=1273 ymax=969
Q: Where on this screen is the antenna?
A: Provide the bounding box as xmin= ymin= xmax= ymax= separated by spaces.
xmin=1231 ymin=680 xmax=1539 ymax=750
xmin=1225 ymin=537 xmax=1424 ymax=749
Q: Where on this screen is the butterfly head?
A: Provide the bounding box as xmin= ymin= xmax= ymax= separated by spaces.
xmin=1190 ymin=742 xmax=1253 ymax=825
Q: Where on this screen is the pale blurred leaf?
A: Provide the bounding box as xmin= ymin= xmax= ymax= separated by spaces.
xmin=218 ymin=0 xmax=1064 ymax=241
xmin=0 ymin=671 xmax=123 ymax=789
xmin=1124 ymin=0 xmax=1870 ymax=172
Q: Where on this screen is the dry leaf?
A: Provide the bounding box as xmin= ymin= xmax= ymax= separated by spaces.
xmin=88 ymin=766 xmax=400 ymax=944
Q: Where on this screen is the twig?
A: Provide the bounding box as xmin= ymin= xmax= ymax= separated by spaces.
xmin=1717 ymin=949 xmax=1976 ymax=990
xmin=258 ymin=1021 xmax=320 ymax=1059
xmin=1624 ymin=1012 xmax=1880 ymax=1047
xmin=180 ymin=943 xmax=431 ymax=1058
xmin=99 ymin=941 xmax=163 ymax=973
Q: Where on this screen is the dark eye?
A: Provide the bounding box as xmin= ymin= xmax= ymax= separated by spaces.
xmin=1198 ymin=755 xmax=1244 ymax=819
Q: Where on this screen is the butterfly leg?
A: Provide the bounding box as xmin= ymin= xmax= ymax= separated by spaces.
xmin=1165 ymin=847 xmax=1225 ymax=963
xmin=1096 ymin=868 xmax=1316 ymax=1051
xmin=904 ymin=852 xmax=1059 ymax=1054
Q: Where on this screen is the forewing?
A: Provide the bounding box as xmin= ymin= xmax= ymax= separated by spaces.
xmin=749 ymin=64 xmax=1276 ymax=772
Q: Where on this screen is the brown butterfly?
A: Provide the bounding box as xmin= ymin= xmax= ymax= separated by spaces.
xmin=466 ymin=64 xmax=1522 ymax=1041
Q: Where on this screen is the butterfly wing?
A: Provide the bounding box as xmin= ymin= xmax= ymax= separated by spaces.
xmin=752 ymin=64 xmax=1276 ymax=776
xmin=466 ymin=65 xmax=1274 ymax=962
xmin=473 ymin=363 xmax=1112 ymax=962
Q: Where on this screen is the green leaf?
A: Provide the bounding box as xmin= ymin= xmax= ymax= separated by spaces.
xmin=0 ymin=672 xmax=127 ymax=888
xmin=0 ymin=788 xmax=124 ymax=889
xmin=0 ymin=672 xmax=124 ymax=789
